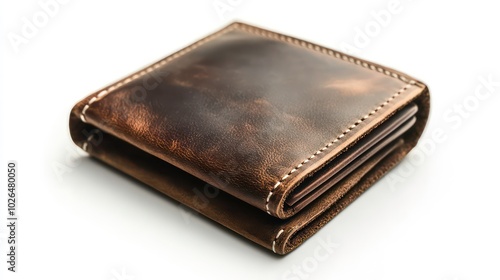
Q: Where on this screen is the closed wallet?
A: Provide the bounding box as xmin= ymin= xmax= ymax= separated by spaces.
xmin=69 ymin=22 xmax=430 ymax=255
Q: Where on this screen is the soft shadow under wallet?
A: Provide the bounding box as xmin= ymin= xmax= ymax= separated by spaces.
xmin=69 ymin=22 xmax=430 ymax=255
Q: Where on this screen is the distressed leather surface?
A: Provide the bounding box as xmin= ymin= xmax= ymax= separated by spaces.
xmin=69 ymin=22 xmax=430 ymax=254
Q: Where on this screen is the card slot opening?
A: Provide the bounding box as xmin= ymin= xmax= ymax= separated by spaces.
xmin=286 ymin=102 xmax=418 ymax=212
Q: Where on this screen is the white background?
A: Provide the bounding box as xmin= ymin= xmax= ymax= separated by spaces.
xmin=1 ymin=1 xmax=500 ymax=279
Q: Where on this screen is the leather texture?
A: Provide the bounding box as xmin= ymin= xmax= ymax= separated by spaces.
xmin=69 ymin=22 xmax=430 ymax=255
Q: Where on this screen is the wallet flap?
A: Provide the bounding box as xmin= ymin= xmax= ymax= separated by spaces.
xmin=71 ymin=22 xmax=428 ymax=218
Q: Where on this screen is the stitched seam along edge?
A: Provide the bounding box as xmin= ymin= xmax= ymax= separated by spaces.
xmin=78 ymin=24 xmax=239 ymax=125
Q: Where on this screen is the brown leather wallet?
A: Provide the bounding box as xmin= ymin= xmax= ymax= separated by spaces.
xmin=69 ymin=22 xmax=430 ymax=255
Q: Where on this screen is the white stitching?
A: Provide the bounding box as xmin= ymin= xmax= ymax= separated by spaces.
xmin=264 ymin=84 xmax=412 ymax=216
xmin=82 ymin=133 xmax=95 ymax=152
xmin=78 ymin=24 xmax=238 ymax=123
xmin=272 ymin=229 xmax=284 ymax=253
